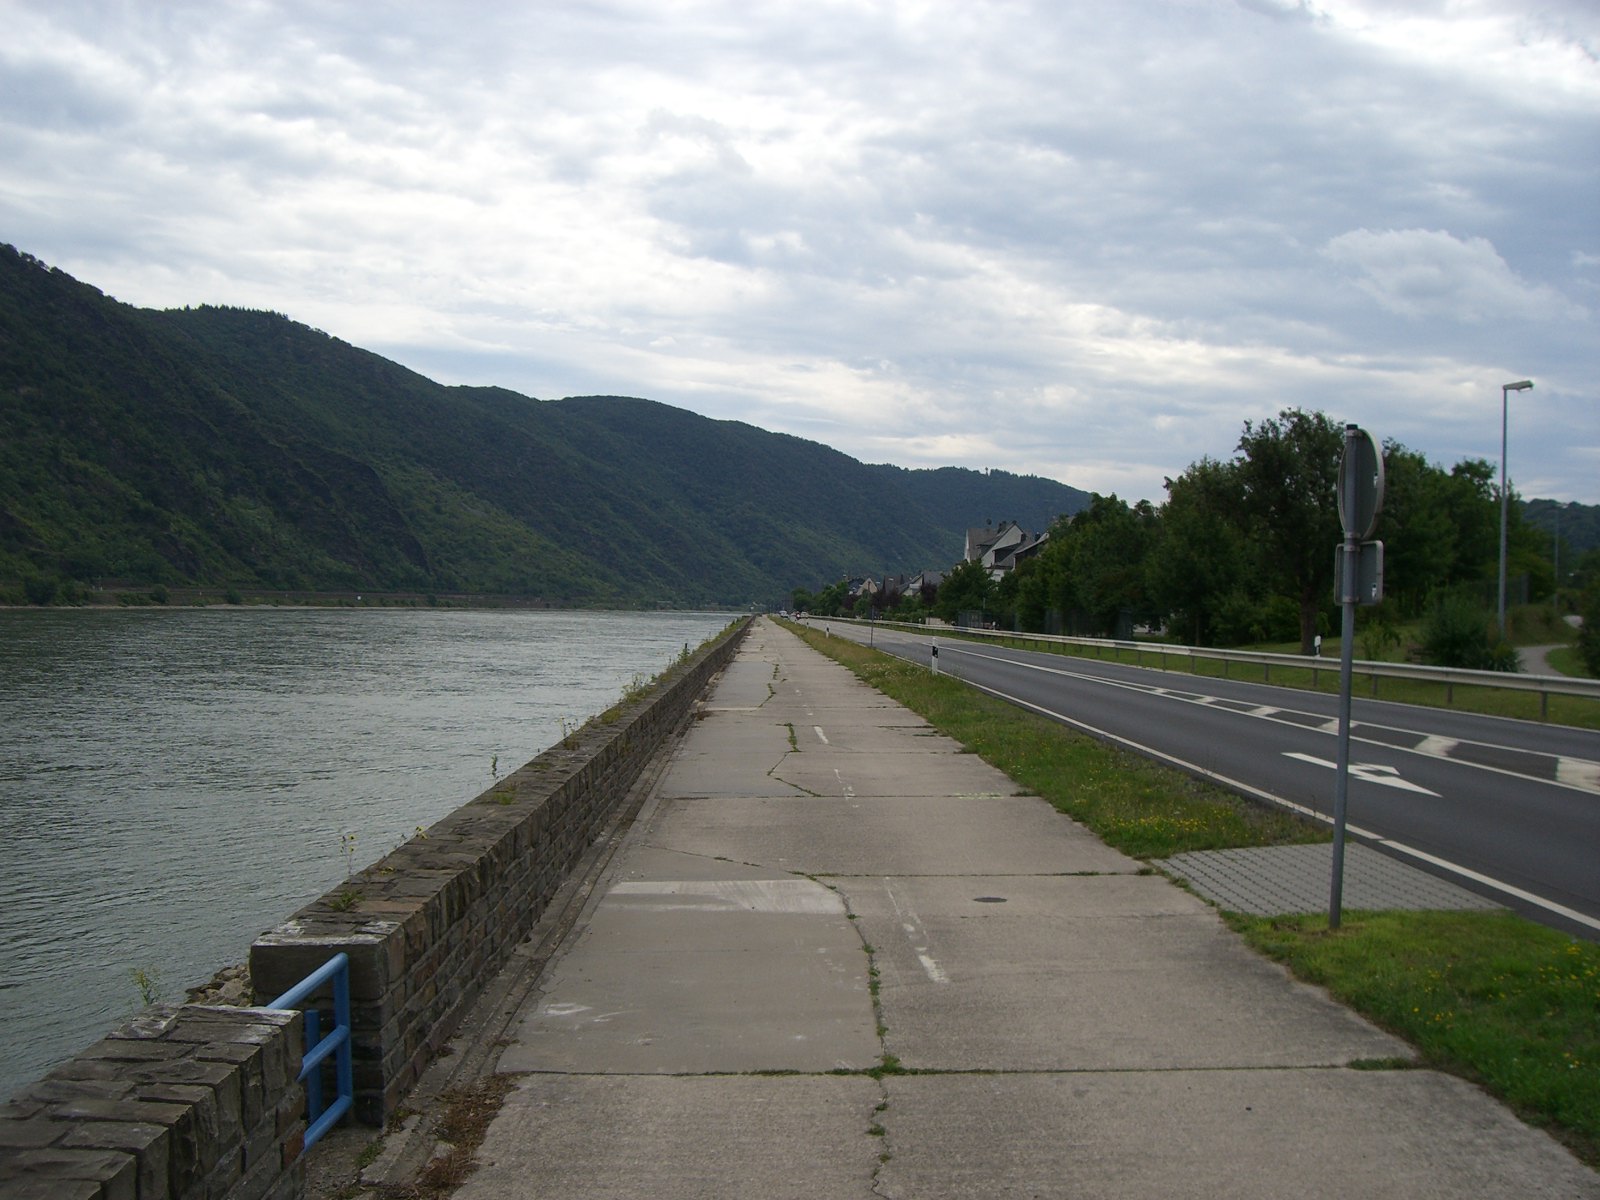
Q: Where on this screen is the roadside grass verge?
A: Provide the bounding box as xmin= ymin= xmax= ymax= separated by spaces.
xmin=1548 ymin=645 xmax=1592 ymax=679
xmin=789 ymin=624 xmax=1323 ymax=860
xmin=873 ymin=624 xmax=1600 ymax=730
xmin=782 ymin=620 xmax=1599 ymax=1169
xmin=1227 ymin=910 xmax=1600 ymax=1168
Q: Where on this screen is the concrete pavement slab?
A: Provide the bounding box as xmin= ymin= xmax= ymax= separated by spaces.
xmin=643 ymin=764 xmax=806 ymax=803
xmin=773 ymin=752 xmax=1034 ymax=798
xmin=660 ymin=714 xmax=792 ymax=761
xmin=455 ymin=1075 xmax=885 ymax=1200
xmin=845 ymin=873 xmax=1412 ymax=1070
xmin=876 ymin=1070 xmax=1600 ymax=1199
xmin=645 ymin=795 xmax=1139 ymax=877
xmin=696 ymin=654 xmax=786 ymax=710
xmin=497 ymin=850 xmax=879 ymax=1075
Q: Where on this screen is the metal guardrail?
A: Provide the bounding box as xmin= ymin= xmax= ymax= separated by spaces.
xmin=824 ymin=616 xmax=1600 ymax=720
xmin=268 ymin=952 xmax=353 ymax=1149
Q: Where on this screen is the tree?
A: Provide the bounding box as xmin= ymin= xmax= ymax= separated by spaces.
xmin=1014 ymin=514 xmax=1074 ymax=633
xmin=1441 ymin=460 xmax=1500 ymax=582
xmin=1064 ymin=494 xmax=1157 ymax=636
xmin=1234 ymin=409 xmax=1343 ymax=654
xmin=1377 ymin=444 xmax=1457 ymax=618
xmin=934 ymin=558 xmax=995 ymax=624
xmin=1147 ymin=459 xmax=1251 ymax=645
xmin=808 ymin=579 xmax=851 ymax=616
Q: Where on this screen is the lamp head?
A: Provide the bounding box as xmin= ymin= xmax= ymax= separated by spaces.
xmin=1503 ymin=379 xmax=1533 ymax=392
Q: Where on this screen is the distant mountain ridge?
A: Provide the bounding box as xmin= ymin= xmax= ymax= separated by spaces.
xmin=0 ymin=244 xmax=1090 ymax=606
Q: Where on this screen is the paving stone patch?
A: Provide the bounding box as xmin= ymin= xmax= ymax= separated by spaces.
xmin=1156 ymin=842 xmax=1503 ymax=916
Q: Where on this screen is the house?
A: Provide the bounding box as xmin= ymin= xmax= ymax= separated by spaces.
xmin=907 ymin=569 xmax=945 ymax=604
xmin=992 ymin=532 xmax=1048 ymax=576
xmin=965 ymin=519 xmax=1046 ymax=580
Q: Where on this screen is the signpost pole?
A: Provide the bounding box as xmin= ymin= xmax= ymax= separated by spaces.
xmin=1330 ymin=531 xmax=1358 ymax=930
xmin=1329 ymin=422 xmax=1384 ymax=931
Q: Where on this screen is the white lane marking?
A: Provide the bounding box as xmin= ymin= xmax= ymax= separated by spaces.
xmin=541 ymin=1003 xmax=591 ymax=1018
xmin=814 ymin=725 xmax=830 ymax=744
xmin=835 ymin=769 xmax=854 ymax=799
xmin=885 ymin=879 xmax=949 ymax=985
xmin=947 ymin=643 xmax=1600 ymax=796
xmin=1284 ymin=752 xmax=1441 ymax=796
xmin=940 ymin=671 xmax=1600 ymax=934
xmin=1250 ymin=706 xmax=1281 ymax=718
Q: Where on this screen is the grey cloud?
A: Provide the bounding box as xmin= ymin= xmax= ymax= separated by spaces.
xmin=2 ymin=0 xmax=1594 ymax=502
xmin=1323 ymin=227 xmax=1586 ymax=323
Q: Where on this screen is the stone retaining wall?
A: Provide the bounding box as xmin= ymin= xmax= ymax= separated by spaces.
xmin=0 ymin=617 xmax=749 ymax=1199
xmin=250 ymin=616 xmax=747 ymax=1124
xmin=0 ymin=1005 xmax=305 ymax=1200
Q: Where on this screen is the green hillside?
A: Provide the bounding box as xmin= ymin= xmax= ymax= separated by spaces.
xmin=0 ymin=244 xmax=1089 ymax=606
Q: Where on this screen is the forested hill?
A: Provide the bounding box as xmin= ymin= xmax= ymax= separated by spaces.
xmin=0 ymin=244 xmax=1088 ymax=606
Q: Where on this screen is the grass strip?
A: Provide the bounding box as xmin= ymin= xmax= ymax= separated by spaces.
xmin=1227 ymin=910 xmax=1600 ymax=1167
xmin=790 ymin=624 xmax=1323 ymax=860
xmin=785 ymin=620 xmax=1599 ymax=1170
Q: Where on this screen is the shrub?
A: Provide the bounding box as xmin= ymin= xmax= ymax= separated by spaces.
xmin=22 ymin=574 xmax=57 ymax=606
xmin=1420 ymin=593 xmax=1518 ymax=672
xmin=1580 ymin=586 xmax=1600 ymax=677
xmin=1507 ymin=603 xmax=1572 ymax=644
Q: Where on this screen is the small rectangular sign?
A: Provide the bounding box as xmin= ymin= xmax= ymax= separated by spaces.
xmin=1333 ymin=540 xmax=1384 ymax=606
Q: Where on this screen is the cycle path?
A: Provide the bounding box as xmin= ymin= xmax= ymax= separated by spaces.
xmin=447 ymin=617 xmax=1595 ymax=1199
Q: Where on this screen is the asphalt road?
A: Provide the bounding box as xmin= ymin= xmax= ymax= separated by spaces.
xmin=820 ymin=621 xmax=1600 ymax=938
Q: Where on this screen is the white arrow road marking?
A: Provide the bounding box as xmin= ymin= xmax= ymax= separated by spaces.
xmin=1284 ymin=752 xmax=1440 ymax=796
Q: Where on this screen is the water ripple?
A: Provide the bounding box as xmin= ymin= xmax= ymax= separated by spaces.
xmin=0 ymin=607 xmax=729 ymax=1099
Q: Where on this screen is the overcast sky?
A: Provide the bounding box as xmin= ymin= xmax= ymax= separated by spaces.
xmin=4 ymin=0 xmax=1596 ymax=505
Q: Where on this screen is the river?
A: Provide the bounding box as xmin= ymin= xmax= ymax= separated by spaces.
xmin=0 ymin=606 xmax=732 ymax=1101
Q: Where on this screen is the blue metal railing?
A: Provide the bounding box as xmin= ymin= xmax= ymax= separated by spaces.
xmin=268 ymin=952 xmax=354 ymax=1148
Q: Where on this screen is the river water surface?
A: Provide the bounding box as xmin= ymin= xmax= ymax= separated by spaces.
xmin=0 ymin=606 xmax=731 ymax=1101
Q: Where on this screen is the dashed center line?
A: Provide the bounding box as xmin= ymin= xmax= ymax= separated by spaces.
xmin=949 ymin=642 xmax=1600 ymax=796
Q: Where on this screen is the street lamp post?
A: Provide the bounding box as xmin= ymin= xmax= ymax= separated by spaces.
xmin=1498 ymin=379 xmax=1534 ymax=641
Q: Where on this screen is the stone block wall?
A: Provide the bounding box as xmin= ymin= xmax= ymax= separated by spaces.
xmin=0 ymin=1005 xmax=304 ymax=1200
xmin=248 ymin=616 xmax=749 ymax=1124
xmin=0 ymin=617 xmax=748 ymax=1198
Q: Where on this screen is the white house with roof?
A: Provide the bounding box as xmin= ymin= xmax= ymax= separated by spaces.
xmin=964 ymin=519 xmax=1047 ymax=579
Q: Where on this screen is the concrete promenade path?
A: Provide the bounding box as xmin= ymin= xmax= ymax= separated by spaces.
xmin=441 ymin=617 xmax=1596 ymax=1199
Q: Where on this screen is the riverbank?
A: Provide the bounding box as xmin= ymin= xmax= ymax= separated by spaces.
xmin=0 ymin=607 xmax=735 ymax=1103
xmin=319 ymin=616 xmax=1595 ymax=1198
xmin=0 ymin=583 xmax=751 ymax=610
